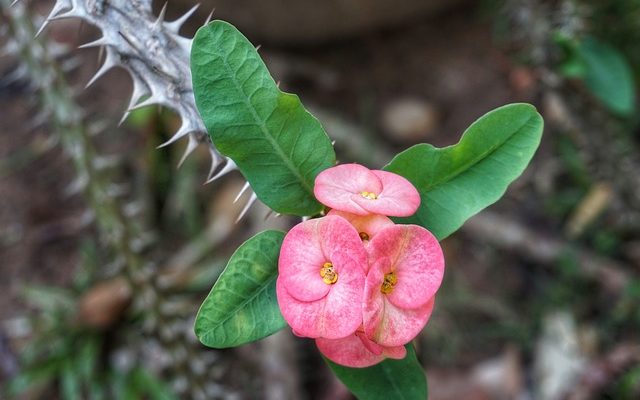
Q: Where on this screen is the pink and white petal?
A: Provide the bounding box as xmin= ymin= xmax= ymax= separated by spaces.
xmin=373 ymin=170 xmax=421 ymax=217
xmin=320 ymin=268 xmax=366 ymax=338
xmin=355 ymin=330 xmax=406 ymax=360
xmin=362 ymin=259 xmax=387 ymax=339
xmin=368 ymin=225 xmax=444 ymax=309
xmin=382 ymin=344 xmax=407 ymax=360
xmin=278 ymin=218 xmax=332 ymax=302
xmin=316 ymin=334 xmax=387 ymax=368
xmin=363 ymin=294 xmax=436 ymax=347
xmin=353 ymin=195 xmax=417 ymax=218
xmin=355 ymin=330 xmax=384 ymax=355
xmin=327 ymin=210 xmax=394 ymax=247
xmin=314 ymin=164 xmax=382 ymax=215
xmin=276 ymin=279 xmax=361 ymax=339
xmin=318 ymin=215 xmax=368 ymax=272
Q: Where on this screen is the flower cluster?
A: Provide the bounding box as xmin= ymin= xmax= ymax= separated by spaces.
xmin=276 ymin=164 xmax=445 ymax=367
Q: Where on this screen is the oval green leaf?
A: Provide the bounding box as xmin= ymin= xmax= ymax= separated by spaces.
xmin=385 ymin=103 xmax=543 ymax=240
xmin=194 ymin=230 xmax=286 ymax=348
xmin=325 ymin=344 xmax=427 ymax=400
xmin=191 ymin=21 xmax=336 ymax=216
xmin=579 ymin=36 xmax=636 ymax=116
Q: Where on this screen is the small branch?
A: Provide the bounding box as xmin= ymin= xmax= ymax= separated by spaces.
xmin=463 ymin=212 xmax=629 ymax=294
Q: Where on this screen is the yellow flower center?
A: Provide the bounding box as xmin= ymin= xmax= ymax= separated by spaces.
xmin=360 ymin=191 xmax=378 ymax=200
xmin=380 ymin=272 xmax=397 ymax=294
xmin=359 ymin=231 xmax=370 ymax=241
xmin=320 ymin=262 xmax=338 ymax=284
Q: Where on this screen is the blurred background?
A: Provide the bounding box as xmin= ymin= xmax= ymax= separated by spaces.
xmin=1 ymin=0 xmax=639 ymax=399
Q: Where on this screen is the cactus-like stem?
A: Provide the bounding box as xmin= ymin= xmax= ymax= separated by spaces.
xmin=31 ymin=0 xmax=238 ymax=180
xmin=1 ymin=2 xmax=223 ymax=398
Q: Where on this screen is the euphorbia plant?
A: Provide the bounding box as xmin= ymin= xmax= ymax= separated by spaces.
xmin=192 ymin=21 xmax=543 ymax=399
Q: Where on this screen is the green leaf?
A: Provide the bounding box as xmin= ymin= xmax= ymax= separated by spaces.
xmin=130 ymin=368 xmax=178 ymax=400
xmin=61 ymin=361 xmax=81 ymax=400
xmin=325 ymin=344 xmax=427 ymax=400
xmin=579 ymin=36 xmax=636 ymax=116
xmin=385 ymin=103 xmax=543 ymax=240
xmin=195 ymin=230 xmax=287 ymax=348
xmin=192 ymin=21 xmax=336 ymax=216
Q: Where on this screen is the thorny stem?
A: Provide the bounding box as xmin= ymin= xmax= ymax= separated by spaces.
xmin=1 ymin=2 xmax=217 ymax=398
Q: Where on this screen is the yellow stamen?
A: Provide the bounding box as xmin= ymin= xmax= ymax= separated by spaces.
xmin=320 ymin=262 xmax=338 ymax=284
xmin=359 ymin=232 xmax=370 ymax=241
xmin=380 ymin=272 xmax=397 ymax=294
xmin=360 ymin=191 xmax=378 ymax=200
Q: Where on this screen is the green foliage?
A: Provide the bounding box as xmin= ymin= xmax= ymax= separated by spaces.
xmin=325 ymin=345 xmax=427 ymax=400
xmin=557 ymin=34 xmax=636 ymax=116
xmin=6 ymin=279 xmax=175 ymax=400
xmin=580 ymin=37 xmax=636 ymax=116
xmin=385 ymin=103 xmax=543 ymax=240
xmin=191 ymin=21 xmax=336 ymax=216
xmin=195 ymin=230 xmax=286 ymax=348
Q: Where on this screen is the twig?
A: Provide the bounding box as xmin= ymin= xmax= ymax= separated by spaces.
xmin=463 ymin=212 xmax=629 ymax=294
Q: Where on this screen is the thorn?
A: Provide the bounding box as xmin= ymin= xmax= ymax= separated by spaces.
xmin=44 ymin=1 xmax=78 ymax=24
xmin=207 ymin=148 xmax=223 ymax=180
xmin=331 ymin=140 xmax=336 ymax=146
xmin=204 ymin=8 xmax=216 ymax=25
xmin=157 ymin=123 xmax=190 ymax=148
xmin=205 ymin=160 xmax=236 ymax=184
xmin=126 ymin=77 xmax=150 ymax=111
xmin=34 ymin=20 xmax=50 ymax=38
xmin=10 ymin=0 xmax=22 ymax=6
xmin=165 ymin=4 xmax=200 ymax=33
xmin=235 ymin=193 xmax=257 ymax=223
xmin=154 ymin=2 xmax=169 ymax=29
xmin=234 ymin=181 xmax=252 ymax=203
xmin=129 ymin=93 xmax=166 ymax=111
xmin=78 ymin=37 xmax=108 ymax=49
xmin=85 ymin=52 xmax=117 ymax=88
xmin=178 ymin=135 xmax=199 ymax=168
xmin=255 ymin=44 xmax=262 ymax=51
xmin=118 ymin=111 xmax=130 ymax=127
xmin=276 ymin=80 xmax=281 ymax=89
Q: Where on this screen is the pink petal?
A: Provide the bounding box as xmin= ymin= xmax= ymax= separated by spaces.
xmin=276 ymin=278 xmax=363 ymax=339
xmin=314 ymin=164 xmax=383 ymax=215
xmin=350 ymin=170 xmax=420 ymax=217
xmin=316 ymin=332 xmax=406 ymax=368
xmin=367 ymin=225 xmax=444 ymax=309
xmin=373 ymin=170 xmax=421 ymax=217
xmin=327 ymin=210 xmax=394 ymax=250
xmin=278 ymin=216 xmax=367 ymax=302
xmin=363 ymin=271 xmax=436 ymax=347
xmin=276 ymin=216 xmax=367 ymax=339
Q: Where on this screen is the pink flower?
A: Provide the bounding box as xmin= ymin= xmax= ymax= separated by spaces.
xmin=327 ymin=210 xmax=394 ymax=245
xmin=314 ymin=164 xmax=420 ymax=217
xmin=276 ymin=215 xmax=367 ymax=339
xmin=316 ymin=328 xmax=406 ymax=368
xmin=363 ymin=224 xmax=444 ymax=347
